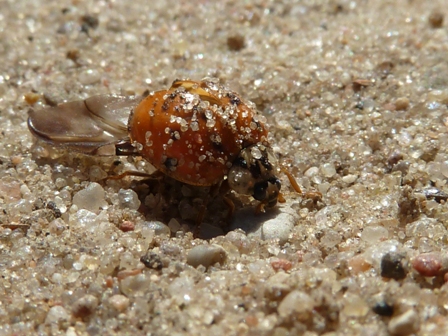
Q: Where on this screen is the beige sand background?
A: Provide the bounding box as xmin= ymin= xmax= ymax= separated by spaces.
xmin=1 ymin=0 xmax=448 ymax=335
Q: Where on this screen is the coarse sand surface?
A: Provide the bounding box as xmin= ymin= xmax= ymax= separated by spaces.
xmin=1 ymin=1 xmax=448 ymax=335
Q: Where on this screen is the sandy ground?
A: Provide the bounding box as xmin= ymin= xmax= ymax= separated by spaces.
xmin=1 ymin=0 xmax=448 ymax=335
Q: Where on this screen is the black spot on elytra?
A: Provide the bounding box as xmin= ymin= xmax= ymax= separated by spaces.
xmin=380 ymin=252 xmax=406 ymax=280
xmin=164 ymin=157 xmax=178 ymax=169
xmin=162 ymin=93 xmax=177 ymax=111
xmin=373 ymin=302 xmax=394 ymax=317
xmin=162 ymin=101 xmax=170 ymax=111
xmin=211 ymin=140 xmax=224 ymax=153
xmin=227 ymin=93 xmax=241 ymax=105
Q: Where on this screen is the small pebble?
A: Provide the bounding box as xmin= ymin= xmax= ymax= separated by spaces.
xmin=45 ymin=306 xmax=69 ymax=324
xmin=66 ymin=49 xmax=80 ymax=62
xmin=381 ymin=252 xmax=407 ymax=280
xmin=376 ymin=60 xmax=395 ymax=77
xmin=321 ymin=162 xmax=336 ymax=178
xmin=227 ymin=34 xmax=245 ymax=51
xmin=427 ymin=89 xmax=448 ymax=104
xmin=0 ymin=179 xmax=21 ymax=202
xmin=120 ymin=250 xmax=138 ymax=270
xmin=66 ymin=327 xmax=78 ymax=336
xmin=361 ymin=226 xmax=389 ymax=245
xmin=387 ymin=151 xmax=404 ymax=167
xmin=342 ymin=293 xmax=369 ymax=317
xmin=89 ymin=165 xmax=107 ymax=181
xmin=231 ymin=206 xmax=298 ymax=244
xmin=105 ymin=276 xmax=114 ymax=288
xmin=51 ymin=273 xmax=63 ymax=284
xmin=347 ymin=255 xmax=372 ymax=274
xmin=388 ymin=309 xmax=419 ymax=335
xmin=187 ymin=244 xmax=227 ymax=268
xmin=117 ymin=268 xmax=142 ymax=281
xmin=160 ymin=242 xmax=182 ymax=257
xmin=46 ymin=200 xmax=62 ymax=217
xmin=244 ymin=315 xmax=258 ymax=327
xmin=428 ymin=10 xmax=444 ymax=28
xmin=261 ymin=212 xmax=295 ymax=244
xmin=168 ymin=218 xmax=181 ymax=233
xmin=168 ymin=276 xmax=195 ymax=305
xmin=108 ymin=294 xmax=130 ymax=312
xmin=24 ymin=92 xmax=40 ymax=105
xmin=270 ymin=258 xmax=292 ymax=272
xmin=119 ymin=220 xmax=135 ymax=232
xmin=118 ymin=189 xmax=141 ymax=210
xmin=264 ymin=279 xmax=290 ymax=301
xmin=142 ymin=220 xmax=171 ymax=236
xmin=225 ymin=230 xmax=252 ymax=254
xmin=422 ymin=187 xmax=448 ymax=203
xmin=392 ymin=161 xmax=410 ymax=175
xmin=342 ymin=174 xmax=357 ymax=184
xmin=320 ymin=229 xmax=342 ymax=248
xmin=394 ymin=97 xmax=410 ymax=111
xmin=372 ymin=301 xmax=394 ymax=317
xmin=277 ymin=290 xmax=315 ymax=317
xmin=181 ymin=185 xmax=193 ymax=197
xmin=81 ymin=14 xmax=99 ymax=29
xmin=411 ymin=253 xmax=442 ymax=277
xmin=43 ymin=92 xmax=60 ymax=106
xmin=304 ymin=166 xmax=319 ymax=178
xmin=48 ymin=218 xmax=66 ymax=235
xmin=72 ymin=182 xmax=107 ymax=212
xmin=140 ymin=251 xmax=163 ymax=270
xmin=78 ymin=69 xmax=101 ymax=85
xmin=71 ymin=294 xmax=99 ymax=318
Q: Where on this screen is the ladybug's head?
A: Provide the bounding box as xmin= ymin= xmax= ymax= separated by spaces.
xmin=227 ymin=143 xmax=281 ymax=208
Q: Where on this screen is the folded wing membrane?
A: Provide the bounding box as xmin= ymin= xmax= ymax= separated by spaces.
xmin=28 ymin=95 xmax=141 ymax=155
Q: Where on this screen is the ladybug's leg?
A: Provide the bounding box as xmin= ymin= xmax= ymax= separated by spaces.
xmin=280 ymin=167 xmax=303 ymax=194
xmin=196 ymin=204 xmax=207 ymax=224
xmin=217 ymin=180 xmax=236 ymax=221
xmin=105 ymin=170 xmax=161 ymax=181
xmin=115 ymin=140 xmax=140 ymax=156
xmin=277 ymin=193 xmax=286 ymax=203
xmin=303 ymin=190 xmax=323 ymax=202
xmin=222 ymin=195 xmax=235 ymax=220
xmin=193 ymin=182 xmax=226 ymax=238
xmin=255 ymin=201 xmax=267 ymax=214
xmin=193 ymin=181 xmax=236 ymax=237
xmin=194 ymin=204 xmax=207 ymax=238
xmin=281 ymin=167 xmax=322 ymax=201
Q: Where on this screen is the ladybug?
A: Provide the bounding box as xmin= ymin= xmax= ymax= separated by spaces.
xmin=28 ymin=78 xmax=305 ymax=212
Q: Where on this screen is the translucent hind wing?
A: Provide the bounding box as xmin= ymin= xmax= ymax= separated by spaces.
xmin=27 ymin=95 xmax=140 ymax=155
xmin=83 ymin=95 xmax=138 ymax=131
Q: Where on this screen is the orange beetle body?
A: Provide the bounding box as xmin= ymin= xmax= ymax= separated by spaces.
xmin=129 ymin=79 xmax=268 ymax=186
xmin=28 ymin=78 xmax=285 ymax=209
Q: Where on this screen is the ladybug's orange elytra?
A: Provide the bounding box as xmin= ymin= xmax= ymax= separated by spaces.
xmin=129 ymin=79 xmax=268 ymax=186
xmin=28 ymin=78 xmax=289 ymax=209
